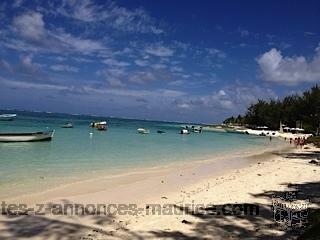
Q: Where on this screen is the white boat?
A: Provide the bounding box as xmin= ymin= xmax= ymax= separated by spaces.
xmin=0 ymin=114 xmax=17 ymax=121
xmin=61 ymin=123 xmax=73 ymax=128
xmin=0 ymin=130 xmax=55 ymax=142
xmin=90 ymin=121 xmax=107 ymax=131
xmin=96 ymin=124 xmax=107 ymax=131
xmin=137 ymin=128 xmax=150 ymax=134
xmin=192 ymin=125 xmax=202 ymax=133
xmin=180 ymin=129 xmax=190 ymax=134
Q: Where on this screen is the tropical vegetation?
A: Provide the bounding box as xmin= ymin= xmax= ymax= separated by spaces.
xmin=224 ymin=85 xmax=320 ymax=134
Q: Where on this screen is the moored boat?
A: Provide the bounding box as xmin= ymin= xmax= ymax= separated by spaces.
xmin=137 ymin=128 xmax=150 ymax=134
xmin=180 ymin=129 xmax=190 ymax=134
xmin=61 ymin=123 xmax=73 ymax=128
xmin=192 ymin=126 xmax=203 ymax=133
xmin=0 ymin=130 xmax=55 ymax=142
xmin=0 ymin=114 xmax=17 ymax=121
xmin=90 ymin=121 xmax=107 ymax=131
xmin=96 ymin=124 xmax=107 ymax=131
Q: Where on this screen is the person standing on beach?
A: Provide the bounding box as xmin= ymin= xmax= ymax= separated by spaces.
xmin=299 ymin=138 xmax=305 ymax=148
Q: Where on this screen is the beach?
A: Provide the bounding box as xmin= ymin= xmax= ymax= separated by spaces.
xmin=0 ymin=112 xmax=282 ymax=200
xmin=1 ymin=142 xmax=319 ymax=239
xmin=1 ymin=1 xmax=320 ymax=239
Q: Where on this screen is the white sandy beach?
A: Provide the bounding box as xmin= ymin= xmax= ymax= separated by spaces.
xmin=0 ymin=143 xmax=319 ymax=239
xmin=2 ymin=1 xmax=320 ymax=240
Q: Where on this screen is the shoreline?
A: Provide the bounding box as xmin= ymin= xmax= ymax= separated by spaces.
xmin=0 ymin=133 xmax=283 ymax=200
xmin=4 ymin=140 xmax=290 ymax=204
xmin=0 ymin=143 xmax=319 ymax=239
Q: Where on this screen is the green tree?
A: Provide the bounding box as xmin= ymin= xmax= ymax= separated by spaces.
xmin=223 ymin=85 xmax=320 ymax=133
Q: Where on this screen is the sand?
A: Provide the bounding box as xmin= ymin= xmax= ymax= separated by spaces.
xmin=0 ymin=143 xmax=319 ymax=239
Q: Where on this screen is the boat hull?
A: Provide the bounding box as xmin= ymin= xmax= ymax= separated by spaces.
xmin=0 ymin=114 xmax=17 ymax=121
xmin=0 ymin=131 xmax=55 ymax=142
xmin=91 ymin=121 xmax=107 ymax=131
xmin=61 ymin=123 xmax=73 ymax=128
xmin=137 ymin=128 xmax=149 ymax=134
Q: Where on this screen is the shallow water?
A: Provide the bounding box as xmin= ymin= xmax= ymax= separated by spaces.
xmin=0 ymin=111 xmax=283 ymax=198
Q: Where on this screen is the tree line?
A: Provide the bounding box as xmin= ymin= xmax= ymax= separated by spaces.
xmin=223 ymin=85 xmax=320 ymax=134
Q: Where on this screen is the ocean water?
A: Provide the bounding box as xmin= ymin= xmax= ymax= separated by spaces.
xmin=0 ymin=111 xmax=282 ymax=198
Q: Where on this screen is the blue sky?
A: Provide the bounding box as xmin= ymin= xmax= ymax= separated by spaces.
xmin=0 ymin=0 xmax=320 ymax=123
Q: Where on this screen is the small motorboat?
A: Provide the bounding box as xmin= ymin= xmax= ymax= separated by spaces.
xmin=90 ymin=121 xmax=107 ymax=131
xmin=61 ymin=123 xmax=73 ymax=128
xmin=157 ymin=130 xmax=166 ymax=134
xmin=0 ymin=114 xmax=17 ymax=121
xmin=0 ymin=130 xmax=55 ymax=142
xmin=180 ymin=129 xmax=190 ymax=134
xmin=192 ymin=126 xmax=203 ymax=133
xmin=96 ymin=124 xmax=107 ymax=131
xmin=137 ymin=128 xmax=150 ymax=134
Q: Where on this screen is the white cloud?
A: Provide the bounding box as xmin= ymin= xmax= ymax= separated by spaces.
xmin=257 ymin=46 xmax=320 ymax=85
xmin=0 ymin=77 xmax=69 ymax=91
xmin=97 ymin=67 xmax=128 ymax=87
xmin=145 ymin=45 xmax=174 ymax=57
xmin=9 ymin=11 xmax=107 ymax=55
xmin=168 ymin=80 xmax=184 ymax=86
xmin=97 ymin=67 xmax=126 ymax=80
xmin=103 ymin=58 xmax=131 ymax=67
xmin=218 ymin=90 xmax=226 ymax=96
xmin=134 ymin=59 xmax=149 ymax=67
xmin=128 ymin=71 xmax=156 ymax=84
xmin=182 ymin=74 xmax=190 ymax=78
xmin=19 ymin=55 xmax=40 ymax=73
xmin=193 ymin=72 xmax=203 ymax=77
xmin=58 ymin=0 xmax=164 ymax=34
xmin=176 ymin=102 xmax=190 ymax=109
xmin=65 ymin=0 xmax=96 ymax=22
xmin=13 ymin=12 xmax=45 ymax=41
xmin=54 ymin=56 xmax=67 ymax=62
xmin=0 ymin=55 xmax=47 ymax=81
xmin=21 ymin=55 xmax=33 ymax=66
xmin=174 ymin=85 xmax=276 ymax=113
xmin=107 ymin=78 xmax=126 ymax=87
xmin=206 ymin=48 xmax=226 ymax=59
xmin=52 ymin=31 xmax=106 ymax=54
xmin=0 ymin=76 xmax=185 ymax=99
xmin=151 ymin=63 xmax=166 ymax=69
xmin=50 ymin=64 xmax=79 ymax=73
xmin=72 ymin=57 xmax=93 ymax=63
xmin=171 ymin=66 xmax=183 ymax=72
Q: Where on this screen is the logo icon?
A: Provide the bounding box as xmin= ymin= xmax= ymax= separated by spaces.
xmin=271 ymin=192 xmax=309 ymax=230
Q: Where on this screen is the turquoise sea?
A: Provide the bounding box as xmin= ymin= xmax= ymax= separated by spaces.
xmin=0 ymin=111 xmax=283 ymax=198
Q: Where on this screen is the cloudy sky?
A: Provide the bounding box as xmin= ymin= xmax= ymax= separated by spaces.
xmin=0 ymin=0 xmax=319 ymax=122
